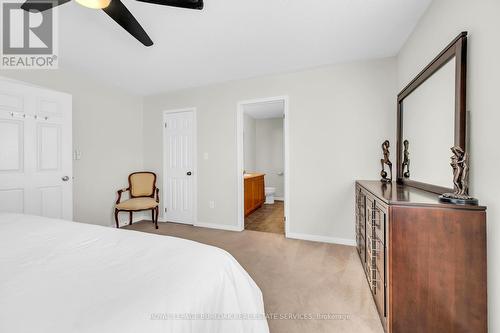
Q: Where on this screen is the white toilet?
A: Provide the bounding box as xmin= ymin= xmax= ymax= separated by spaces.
xmin=265 ymin=187 xmax=276 ymax=204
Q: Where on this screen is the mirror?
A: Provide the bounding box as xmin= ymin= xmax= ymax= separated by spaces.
xmin=402 ymin=58 xmax=455 ymax=188
xmin=397 ymin=32 xmax=468 ymax=194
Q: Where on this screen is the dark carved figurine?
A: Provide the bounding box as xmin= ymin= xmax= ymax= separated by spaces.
xmin=439 ymin=146 xmax=478 ymax=205
xmin=452 ymin=146 xmax=468 ymax=195
xmin=402 ymin=140 xmax=410 ymax=178
xmin=380 ymin=140 xmax=392 ymax=183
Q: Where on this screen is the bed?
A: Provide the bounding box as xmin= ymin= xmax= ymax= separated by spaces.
xmin=0 ymin=213 xmax=269 ymax=333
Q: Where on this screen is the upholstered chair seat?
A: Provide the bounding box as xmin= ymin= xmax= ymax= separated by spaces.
xmin=116 ymin=197 xmax=159 ymax=211
xmin=115 ymin=172 xmax=160 ymax=229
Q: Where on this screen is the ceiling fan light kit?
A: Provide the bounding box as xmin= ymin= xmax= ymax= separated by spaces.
xmin=21 ymin=0 xmax=204 ymax=46
xmin=74 ymin=0 xmax=111 ymax=9
xmin=75 ymin=0 xmax=110 ymax=9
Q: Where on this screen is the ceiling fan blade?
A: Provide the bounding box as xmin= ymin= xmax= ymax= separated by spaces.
xmin=102 ymin=0 xmax=153 ymax=47
xmin=135 ymin=0 xmax=203 ymax=10
xmin=21 ymin=0 xmax=71 ymax=12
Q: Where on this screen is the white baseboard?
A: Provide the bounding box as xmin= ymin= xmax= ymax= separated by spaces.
xmin=114 ymin=217 xmax=354 ymax=247
xmin=158 ymin=217 xmax=192 ymax=225
xmin=286 ymin=232 xmax=356 ymax=246
xmin=194 ymin=222 xmax=243 ymax=232
xmin=274 ymin=197 xmax=284 ymax=201
xmin=158 ymin=217 xmax=242 ymax=232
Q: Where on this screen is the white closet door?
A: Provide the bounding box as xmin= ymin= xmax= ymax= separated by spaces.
xmin=0 ymin=78 xmax=72 ymax=220
xmin=163 ymin=110 xmax=195 ymax=224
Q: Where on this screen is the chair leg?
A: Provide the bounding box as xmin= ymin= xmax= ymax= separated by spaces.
xmin=151 ymin=209 xmax=155 ymax=222
xmin=155 ymin=207 xmax=159 ymax=229
xmin=129 ymin=211 xmax=133 ymax=225
xmin=114 ymin=209 xmax=119 ymax=228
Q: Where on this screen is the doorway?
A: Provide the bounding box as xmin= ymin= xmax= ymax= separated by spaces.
xmin=236 ymin=96 xmax=289 ymax=235
xmin=162 ymin=108 xmax=197 ymax=225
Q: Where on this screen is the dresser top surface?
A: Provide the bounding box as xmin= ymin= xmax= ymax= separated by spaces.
xmin=244 ymin=173 xmax=265 ymax=180
xmin=356 ymin=180 xmax=486 ymax=210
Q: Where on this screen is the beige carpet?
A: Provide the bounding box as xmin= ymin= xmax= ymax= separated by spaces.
xmin=125 ymin=221 xmax=384 ymax=333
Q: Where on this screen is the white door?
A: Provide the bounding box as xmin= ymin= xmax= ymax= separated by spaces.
xmin=163 ymin=110 xmax=196 ymax=224
xmin=0 ymin=78 xmax=72 ymax=220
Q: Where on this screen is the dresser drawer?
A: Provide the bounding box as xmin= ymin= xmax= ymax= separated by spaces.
xmin=365 ymin=258 xmax=376 ymax=287
xmin=373 ymin=203 xmax=386 ymax=245
xmin=365 ymin=232 xmax=381 ymax=267
xmin=358 ymin=215 xmax=365 ymax=234
xmin=357 ymin=233 xmax=366 ymax=263
xmin=372 ymin=235 xmax=384 ymax=274
xmin=366 ymin=195 xmax=375 ymax=214
xmin=374 ymin=269 xmax=386 ymax=318
xmin=355 ymin=192 xmax=366 ymax=218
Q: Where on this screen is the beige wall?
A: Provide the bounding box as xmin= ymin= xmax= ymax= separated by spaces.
xmin=396 ymin=0 xmax=500 ymax=330
xmin=143 ymin=58 xmax=397 ymax=243
xmin=243 ymin=113 xmax=256 ymax=172
xmin=0 ymin=69 xmax=144 ymax=227
xmin=255 ymin=118 xmax=284 ymax=198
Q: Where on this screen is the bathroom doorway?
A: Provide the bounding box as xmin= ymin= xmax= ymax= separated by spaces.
xmin=236 ymin=96 xmax=289 ymax=235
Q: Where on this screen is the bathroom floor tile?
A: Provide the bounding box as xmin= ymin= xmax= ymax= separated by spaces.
xmin=245 ymin=201 xmax=285 ymax=234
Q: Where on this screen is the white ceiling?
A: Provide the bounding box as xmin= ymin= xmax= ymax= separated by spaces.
xmin=244 ymin=100 xmax=284 ymax=119
xmin=55 ymin=0 xmax=431 ymax=95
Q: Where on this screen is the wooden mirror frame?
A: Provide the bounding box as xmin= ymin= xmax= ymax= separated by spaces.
xmin=396 ymin=32 xmax=468 ymax=194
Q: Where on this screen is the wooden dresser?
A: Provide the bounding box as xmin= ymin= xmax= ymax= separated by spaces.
xmin=244 ymin=173 xmax=265 ymax=216
xmin=355 ymin=180 xmax=487 ymax=333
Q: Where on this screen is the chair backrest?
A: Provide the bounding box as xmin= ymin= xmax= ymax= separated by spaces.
xmin=129 ymin=172 xmax=156 ymax=198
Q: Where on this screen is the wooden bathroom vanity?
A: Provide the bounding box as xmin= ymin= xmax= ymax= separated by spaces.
xmin=244 ymin=173 xmax=265 ymax=216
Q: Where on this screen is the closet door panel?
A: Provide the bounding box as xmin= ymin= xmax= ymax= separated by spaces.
xmin=0 ymin=189 xmax=24 ymax=213
xmin=37 ymin=123 xmax=61 ymax=171
xmin=0 ymin=93 xmax=27 ymax=215
xmin=0 ymin=119 xmax=23 ymax=172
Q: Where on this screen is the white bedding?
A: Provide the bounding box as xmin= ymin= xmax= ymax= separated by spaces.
xmin=0 ymin=214 xmax=269 ymax=333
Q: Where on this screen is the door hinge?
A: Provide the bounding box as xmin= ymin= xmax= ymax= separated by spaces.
xmin=164 ymin=123 xmax=167 ymax=128
xmin=164 ymin=208 xmax=167 ymax=213
xmin=284 ymin=216 xmax=286 ymax=221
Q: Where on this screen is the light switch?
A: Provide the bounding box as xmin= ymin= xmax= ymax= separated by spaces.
xmin=203 ymin=152 xmax=209 ymax=160
xmin=73 ymin=150 xmax=82 ymax=160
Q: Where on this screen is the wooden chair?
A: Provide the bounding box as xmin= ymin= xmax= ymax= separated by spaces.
xmin=115 ymin=172 xmax=159 ymax=229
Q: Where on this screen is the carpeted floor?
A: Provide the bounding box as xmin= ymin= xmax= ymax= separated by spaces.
xmin=245 ymin=201 xmax=285 ymax=234
xmin=125 ymin=221 xmax=384 ymax=333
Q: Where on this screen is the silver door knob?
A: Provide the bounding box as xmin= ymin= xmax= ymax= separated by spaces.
xmin=62 ymin=176 xmax=70 ymax=181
